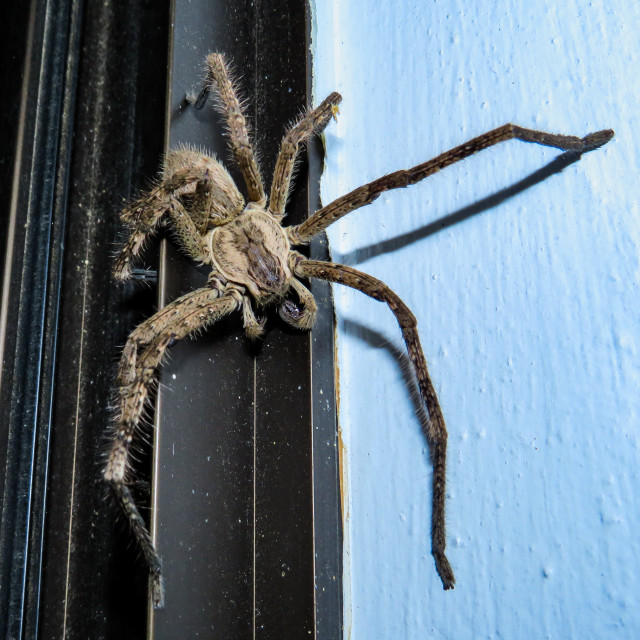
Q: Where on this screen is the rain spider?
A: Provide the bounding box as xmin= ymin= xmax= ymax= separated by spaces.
xmin=106 ymin=52 xmax=613 ymax=608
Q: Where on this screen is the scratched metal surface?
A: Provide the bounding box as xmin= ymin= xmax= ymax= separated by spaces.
xmin=313 ymin=1 xmax=639 ymax=638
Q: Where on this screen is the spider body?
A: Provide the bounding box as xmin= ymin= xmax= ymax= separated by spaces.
xmin=209 ymin=208 xmax=292 ymax=303
xmin=107 ymin=52 xmax=613 ymax=609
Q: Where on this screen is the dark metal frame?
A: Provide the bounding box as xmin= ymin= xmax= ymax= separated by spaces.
xmin=0 ymin=0 xmax=86 ymax=637
xmin=0 ymin=0 xmax=341 ymax=638
xmin=150 ymin=1 xmax=342 ymax=638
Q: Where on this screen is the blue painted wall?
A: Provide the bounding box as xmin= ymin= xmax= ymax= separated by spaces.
xmin=312 ymin=2 xmax=639 ymax=638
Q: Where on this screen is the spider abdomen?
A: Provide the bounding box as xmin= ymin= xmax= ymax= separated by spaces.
xmin=209 ymin=209 xmax=292 ymax=302
xmin=163 ymin=146 xmax=244 ymax=228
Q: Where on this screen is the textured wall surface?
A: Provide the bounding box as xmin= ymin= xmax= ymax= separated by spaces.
xmin=312 ymin=2 xmax=639 ymax=638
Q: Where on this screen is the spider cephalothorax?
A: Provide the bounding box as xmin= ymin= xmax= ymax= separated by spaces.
xmin=210 ymin=207 xmax=293 ymax=303
xmin=106 ymin=52 xmax=613 ymax=608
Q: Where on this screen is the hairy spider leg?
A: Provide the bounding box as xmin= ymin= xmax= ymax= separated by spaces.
xmin=112 ymin=482 xmax=164 ymax=606
xmin=164 ymin=197 xmax=212 ymax=264
xmin=240 ymin=291 xmax=268 ymax=339
xmin=292 ymin=256 xmax=455 ymax=590
xmin=268 ymin=91 xmax=343 ymax=219
xmin=205 ymin=53 xmax=266 ymax=206
xmin=288 ymin=124 xmax=614 ymax=244
xmin=108 ymin=286 xmax=237 ymax=482
xmin=105 ymin=288 xmax=241 ymax=608
xmin=116 ymin=278 xmax=223 ymax=385
xmin=114 ymin=164 xmax=226 ymax=280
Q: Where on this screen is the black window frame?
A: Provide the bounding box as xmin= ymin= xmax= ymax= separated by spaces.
xmin=0 ymin=1 xmax=342 ymax=638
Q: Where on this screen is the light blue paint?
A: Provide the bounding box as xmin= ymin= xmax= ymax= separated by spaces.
xmin=312 ymin=2 xmax=639 ymax=638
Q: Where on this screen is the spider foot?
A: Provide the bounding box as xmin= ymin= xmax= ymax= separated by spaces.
xmin=581 ymin=128 xmax=614 ymax=153
xmin=113 ymin=256 xmax=133 ymax=282
xmin=151 ymin=571 xmax=165 ymax=609
xmin=245 ymin=319 xmax=266 ymax=340
xmin=434 ymin=550 xmax=455 ymax=591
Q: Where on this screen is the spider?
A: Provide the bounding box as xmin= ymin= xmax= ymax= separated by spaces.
xmin=104 ymin=52 xmax=613 ymax=609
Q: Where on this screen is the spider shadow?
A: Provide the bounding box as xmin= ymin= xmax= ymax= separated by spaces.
xmin=169 ymin=94 xmax=193 ymax=124
xmin=342 ymin=317 xmax=431 ymax=450
xmin=339 ymin=149 xmax=583 ymax=266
